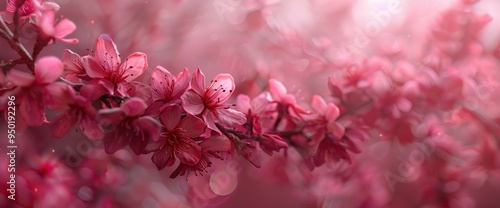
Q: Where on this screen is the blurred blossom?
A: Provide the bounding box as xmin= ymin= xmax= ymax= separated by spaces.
xmin=2 ymin=0 xmax=500 ymax=207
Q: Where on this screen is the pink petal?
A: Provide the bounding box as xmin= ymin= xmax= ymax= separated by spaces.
xmin=172 ymin=67 xmax=190 ymax=99
xmin=205 ymin=73 xmax=235 ymax=104
xmin=217 ymin=108 xmax=247 ymax=126
xmin=43 ymin=82 xmax=74 ymax=110
xmin=269 ymin=79 xmax=287 ymax=101
xmin=175 ymin=139 xmax=202 ymax=166
xmin=311 ymin=95 xmax=327 ymax=113
xmin=79 ymin=79 xmax=109 ymax=100
xmin=39 ymin=8 xmax=55 ymax=37
xmin=79 ymin=114 xmax=104 ymax=140
xmin=103 ymin=131 xmax=128 ymax=154
xmin=325 ymin=103 xmax=340 ymax=120
xmin=82 ymin=56 xmax=107 ymax=79
xmin=120 ymin=52 xmax=147 ymax=82
xmin=236 ymin=94 xmax=251 ymax=114
xmin=20 ymin=93 xmax=46 ymax=126
xmin=94 ymin=34 xmax=121 ymax=69
xmin=327 ymin=122 xmax=345 ymax=139
xmin=203 ymin=110 xmax=218 ymax=133
xmin=397 ymin=98 xmax=412 ymax=112
xmin=121 ymin=98 xmax=147 ymax=117
xmin=150 ymin=66 xmax=176 ymax=100
xmin=58 ymin=38 xmax=79 ymax=44
xmin=50 ymin=111 xmax=76 ymax=138
xmin=160 ymin=105 xmax=182 ymax=131
xmin=143 ymin=100 xmax=165 ymax=117
xmin=191 ymin=68 xmax=206 ymax=95
xmin=152 ymin=150 xmax=169 ymax=170
xmin=201 ymin=136 xmax=232 ymax=152
xmin=7 ymin=70 xmax=35 ymax=87
xmin=181 ymin=89 xmax=205 ymax=115
xmin=34 ymin=56 xmax=63 ymax=84
xmin=179 ymin=115 xmax=207 ymax=138
xmin=62 ymin=49 xmax=85 ymax=74
xmin=54 ymin=18 xmax=76 ymax=39
xmin=116 ymin=82 xmax=136 ymax=97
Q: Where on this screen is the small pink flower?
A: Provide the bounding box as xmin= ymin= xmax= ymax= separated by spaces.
xmin=36 ymin=4 xmax=78 ymax=44
xmin=0 ymin=0 xmax=40 ymax=24
xmin=303 ymin=95 xmax=345 ymax=150
xmin=236 ymin=93 xmax=277 ymax=133
xmin=145 ymin=105 xmax=206 ymax=170
xmin=83 ymin=34 xmax=148 ymax=97
xmin=145 ymin=66 xmax=190 ymax=116
xmin=1 ymin=56 xmax=63 ymax=127
xmin=61 ymin=49 xmax=88 ymax=82
xmin=48 ymin=83 xmax=104 ymax=140
xmin=97 ymin=98 xmax=161 ymax=155
xmin=181 ymin=68 xmax=246 ymax=132
xmin=259 ymin=133 xmax=287 ymax=156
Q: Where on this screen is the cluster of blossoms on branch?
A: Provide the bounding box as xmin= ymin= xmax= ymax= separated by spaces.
xmin=0 ymin=0 xmax=363 ymax=179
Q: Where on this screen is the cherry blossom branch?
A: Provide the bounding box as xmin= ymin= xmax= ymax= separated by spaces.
xmin=0 ymin=16 xmax=34 ymax=70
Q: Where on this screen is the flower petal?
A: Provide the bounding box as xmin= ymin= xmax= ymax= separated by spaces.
xmin=236 ymin=94 xmax=251 ymax=114
xmin=6 ymin=70 xmax=35 ymax=87
xmin=181 ymin=89 xmax=205 ymax=115
xmin=62 ymin=49 xmax=85 ymax=75
xmin=120 ymin=52 xmax=147 ymax=82
xmin=217 ymin=108 xmax=247 ymax=126
xmin=191 ymin=68 xmax=205 ymax=95
xmin=82 ymin=56 xmax=107 ymax=79
xmin=97 ymin=108 xmax=124 ymax=126
xmin=311 ymin=95 xmax=327 ymax=113
xmin=152 ymin=150 xmax=169 ymax=170
xmin=175 ymin=139 xmax=202 ymax=166
xmin=172 ymin=67 xmax=191 ymax=99
xmin=79 ymin=114 xmax=104 ymax=140
xmin=160 ymin=105 xmax=182 ymax=131
xmin=205 ymin=73 xmax=235 ymax=104
xmin=150 ymin=66 xmax=176 ymax=100
xmin=121 ymin=98 xmax=147 ymax=117
xmin=136 ymin=117 xmax=162 ymax=142
xmin=54 ymin=18 xmax=76 ymax=39
xmin=34 ymin=56 xmax=63 ymax=84
xmin=269 ymin=79 xmax=287 ymax=101
xmin=201 ymin=136 xmax=232 ymax=152
xmin=94 ymin=34 xmax=121 ymax=69
xmin=20 ymin=93 xmax=46 ymax=126
xmin=50 ymin=111 xmax=76 ymax=138
xmin=103 ymin=131 xmax=128 ymax=154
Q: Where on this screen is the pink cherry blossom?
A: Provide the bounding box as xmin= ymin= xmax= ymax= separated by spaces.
xmin=97 ymin=98 xmax=161 ymax=155
xmin=36 ymin=3 xmax=78 ymax=44
xmin=170 ymin=135 xmax=232 ymax=178
xmin=144 ymin=66 xmax=190 ymax=116
xmin=145 ymin=105 xmax=206 ymax=170
xmin=82 ymin=34 xmax=148 ymax=97
xmin=0 ymin=0 xmax=40 ymax=23
xmin=181 ymin=68 xmax=246 ymax=132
